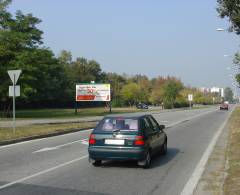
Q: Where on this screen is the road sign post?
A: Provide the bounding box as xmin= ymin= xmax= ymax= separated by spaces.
xmin=7 ymin=70 xmax=22 ymax=134
xmin=188 ymin=94 xmax=193 ymax=109
xmin=13 ymin=74 xmax=15 ymax=133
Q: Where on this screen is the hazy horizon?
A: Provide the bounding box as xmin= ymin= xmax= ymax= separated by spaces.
xmin=8 ymin=0 xmax=240 ymax=90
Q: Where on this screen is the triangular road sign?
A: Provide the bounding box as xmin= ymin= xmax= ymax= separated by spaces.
xmin=7 ymin=70 xmax=22 ymax=85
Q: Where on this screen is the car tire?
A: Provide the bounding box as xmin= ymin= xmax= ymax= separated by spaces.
xmin=160 ymin=140 xmax=167 ymax=155
xmin=139 ymin=150 xmax=151 ymax=169
xmin=92 ymin=160 xmax=102 ymax=167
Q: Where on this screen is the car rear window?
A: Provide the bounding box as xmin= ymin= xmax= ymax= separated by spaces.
xmin=95 ymin=117 xmax=139 ymax=131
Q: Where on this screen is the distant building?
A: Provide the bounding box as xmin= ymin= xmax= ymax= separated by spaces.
xmin=199 ymin=87 xmax=224 ymax=97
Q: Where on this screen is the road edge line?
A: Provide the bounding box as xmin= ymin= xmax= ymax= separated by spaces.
xmin=180 ymin=108 xmax=234 ymax=195
xmin=0 ymin=155 xmax=88 ymax=191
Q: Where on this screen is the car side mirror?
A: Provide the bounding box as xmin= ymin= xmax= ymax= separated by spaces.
xmin=159 ymin=125 xmax=165 ymax=130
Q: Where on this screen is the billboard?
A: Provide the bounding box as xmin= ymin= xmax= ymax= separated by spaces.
xmin=76 ymin=84 xmax=111 ymax=101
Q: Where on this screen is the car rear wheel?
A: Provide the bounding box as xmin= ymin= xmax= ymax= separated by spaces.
xmin=92 ymin=160 xmax=102 ymax=167
xmin=138 ymin=150 xmax=151 ymax=169
xmin=160 ymin=140 xmax=167 ymax=155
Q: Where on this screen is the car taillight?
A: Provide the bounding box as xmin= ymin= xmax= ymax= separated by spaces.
xmin=134 ymin=135 xmax=145 ymax=146
xmin=89 ymin=134 xmax=96 ymax=145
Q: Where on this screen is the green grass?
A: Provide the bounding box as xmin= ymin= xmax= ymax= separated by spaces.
xmin=0 ymin=122 xmax=97 ymax=141
xmin=0 ymin=107 xmax=141 ymax=119
xmin=0 ymin=105 xmax=211 ymax=119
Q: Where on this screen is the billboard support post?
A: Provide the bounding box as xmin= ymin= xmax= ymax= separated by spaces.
xmin=109 ymin=101 xmax=112 ymax=113
xmin=75 ymin=101 xmax=78 ymax=115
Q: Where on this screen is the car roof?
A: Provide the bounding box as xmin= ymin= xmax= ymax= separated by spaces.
xmin=104 ymin=113 xmax=152 ymax=119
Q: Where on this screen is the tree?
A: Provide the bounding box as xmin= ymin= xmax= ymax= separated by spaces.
xmin=58 ymin=50 xmax=72 ymax=65
xmin=233 ymin=53 xmax=240 ymax=86
xmin=132 ymin=75 xmax=150 ymax=103
xmin=217 ymin=1 xmax=240 ymax=86
xmin=149 ymin=76 xmax=166 ymax=104
xmin=0 ymin=2 xmax=43 ymax=113
xmin=224 ymin=87 xmax=234 ymax=102
xmin=162 ymin=80 xmax=183 ymax=109
xmin=104 ymin=73 xmax=126 ymax=107
xmin=217 ymin=0 xmax=240 ymax=34
xmin=71 ymin=58 xmax=102 ymax=83
xmin=0 ymin=1 xmax=69 ymax=114
xmin=236 ymin=74 xmax=240 ymax=85
xmin=120 ymin=82 xmax=141 ymax=106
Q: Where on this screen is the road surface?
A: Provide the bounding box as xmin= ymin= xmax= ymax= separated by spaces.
xmin=0 ymin=106 xmax=232 ymax=195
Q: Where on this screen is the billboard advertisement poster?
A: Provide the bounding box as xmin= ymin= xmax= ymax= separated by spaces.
xmin=76 ymin=84 xmax=111 ymax=102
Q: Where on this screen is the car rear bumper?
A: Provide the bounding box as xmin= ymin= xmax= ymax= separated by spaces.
xmin=220 ymin=107 xmax=228 ymax=110
xmin=88 ymin=146 xmax=146 ymax=161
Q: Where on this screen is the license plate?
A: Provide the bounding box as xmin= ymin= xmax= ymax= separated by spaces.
xmin=105 ymin=139 xmax=124 ymax=145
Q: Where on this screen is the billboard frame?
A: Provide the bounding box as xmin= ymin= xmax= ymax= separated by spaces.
xmin=75 ymin=83 xmax=112 ymax=114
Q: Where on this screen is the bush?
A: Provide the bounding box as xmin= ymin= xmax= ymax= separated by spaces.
xmin=111 ymin=98 xmax=124 ymax=107
xmin=174 ymin=96 xmax=189 ymax=108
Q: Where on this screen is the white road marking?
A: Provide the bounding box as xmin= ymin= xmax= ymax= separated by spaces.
xmin=32 ymin=138 xmax=89 ymax=153
xmin=49 ymin=138 xmax=88 ymax=148
xmin=32 ymin=147 xmax=59 ymax=153
xmin=158 ymin=120 xmax=169 ymax=123
xmin=0 ymin=155 xmax=88 ymax=190
xmin=0 ymin=129 xmax=93 ymax=150
xmin=180 ymin=108 xmax=234 ymax=195
xmin=80 ymin=139 xmax=89 ymax=145
xmin=166 ymin=109 xmax=217 ymax=129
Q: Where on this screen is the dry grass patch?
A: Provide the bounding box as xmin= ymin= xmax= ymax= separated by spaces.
xmin=224 ymin=106 xmax=240 ymax=195
xmin=0 ymin=121 xmax=97 ymax=142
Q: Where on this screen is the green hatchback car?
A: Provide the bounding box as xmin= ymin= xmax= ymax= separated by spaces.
xmin=88 ymin=114 xmax=167 ymax=168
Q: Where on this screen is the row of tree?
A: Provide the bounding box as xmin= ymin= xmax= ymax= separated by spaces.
xmin=0 ymin=0 xmax=223 ymax=116
xmin=217 ymin=0 xmax=240 ymax=86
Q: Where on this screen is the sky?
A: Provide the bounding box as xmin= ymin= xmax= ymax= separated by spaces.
xmin=8 ymin=0 xmax=240 ymax=89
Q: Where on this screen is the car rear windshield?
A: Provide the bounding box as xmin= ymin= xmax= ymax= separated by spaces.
xmin=95 ymin=117 xmax=139 ymax=131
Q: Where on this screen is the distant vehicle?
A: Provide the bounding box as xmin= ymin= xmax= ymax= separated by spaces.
xmin=88 ymin=114 xmax=167 ymax=168
xmin=136 ymin=103 xmax=148 ymax=109
xmin=220 ymin=103 xmax=229 ymax=110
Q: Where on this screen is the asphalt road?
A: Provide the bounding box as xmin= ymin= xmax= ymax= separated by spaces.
xmin=0 ymin=106 xmax=232 ymax=195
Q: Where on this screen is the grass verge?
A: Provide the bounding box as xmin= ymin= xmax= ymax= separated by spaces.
xmin=0 ymin=105 xmax=210 ymax=119
xmin=0 ymin=122 xmax=97 ymax=142
xmin=0 ymin=107 xmax=142 ymax=119
xmin=223 ymin=106 xmax=240 ymax=194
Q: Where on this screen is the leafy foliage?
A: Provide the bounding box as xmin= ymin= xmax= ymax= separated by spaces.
xmin=217 ymin=0 xmax=240 ymax=34
xmin=217 ymin=1 xmax=240 ymax=86
xmin=162 ymin=79 xmax=184 ymax=108
xmin=224 ymin=87 xmax=234 ymax=102
xmin=120 ymin=82 xmax=141 ymax=106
